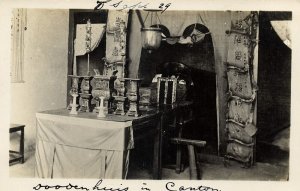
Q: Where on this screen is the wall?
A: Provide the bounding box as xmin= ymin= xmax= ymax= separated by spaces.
xmin=11 ymin=9 xmax=69 ymax=152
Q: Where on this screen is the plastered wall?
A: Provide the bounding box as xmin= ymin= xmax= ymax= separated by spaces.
xmin=10 ymin=9 xmax=69 ymax=152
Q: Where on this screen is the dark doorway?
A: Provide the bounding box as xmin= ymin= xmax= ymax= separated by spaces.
xmin=256 ymin=11 xmax=291 ymax=164
xmin=138 ymin=23 xmax=218 ymax=155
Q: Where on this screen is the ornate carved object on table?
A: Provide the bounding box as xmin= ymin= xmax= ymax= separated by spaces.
xmin=79 ymin=76 xmax=92 ymax=112
xmin=125 ymin=78 xmax=141 ymax=117
xmin=113 ymin=78 xmax=127 ymax=115
xmin=68 ymin=75 xmax=81 ymax=115
xmin=91 ymin=75 xmax=110 ymax=117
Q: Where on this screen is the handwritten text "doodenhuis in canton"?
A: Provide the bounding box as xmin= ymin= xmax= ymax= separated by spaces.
xmin=33 ymin=179 xmax=221 ymax=191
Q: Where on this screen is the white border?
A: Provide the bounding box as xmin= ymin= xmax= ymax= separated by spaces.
xmin=1 ymin=0 xmax=299 ymax=190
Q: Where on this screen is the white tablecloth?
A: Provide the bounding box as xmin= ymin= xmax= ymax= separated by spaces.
xmin=34 ymin=109 xmax=134 ymax=179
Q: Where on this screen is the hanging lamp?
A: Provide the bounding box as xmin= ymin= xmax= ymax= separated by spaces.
xmin=140 ymin=9 xmax=162 ymax=53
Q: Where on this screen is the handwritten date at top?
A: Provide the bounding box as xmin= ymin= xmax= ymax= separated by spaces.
xmin=94 ymin=0 xmax=171 ymax=13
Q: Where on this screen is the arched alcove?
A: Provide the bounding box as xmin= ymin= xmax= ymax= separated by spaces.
xmin=138 ymin=23 xmax=218 ymax=155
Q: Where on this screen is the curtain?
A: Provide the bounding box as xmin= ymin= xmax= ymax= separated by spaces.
xmin=270 ymin=21 xmax=291 ymax=49
xmin=73 ymin=23 xmax=106 ymax=75
xmin=11 ymin=9 xmax=27 ymax=83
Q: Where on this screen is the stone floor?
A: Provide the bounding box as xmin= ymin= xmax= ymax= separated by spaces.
xmin=9 ymin=150 xmax=288 ymax=180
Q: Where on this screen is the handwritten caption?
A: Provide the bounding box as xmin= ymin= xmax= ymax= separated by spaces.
xmin=32 ymin=179 xmax=221 ymax=191
xmin=94 ymin=0 xmax=171 ymax=13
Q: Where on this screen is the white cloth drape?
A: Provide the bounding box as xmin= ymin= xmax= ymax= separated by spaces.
xmin=34 ymin=109 xmax=134 ymax=179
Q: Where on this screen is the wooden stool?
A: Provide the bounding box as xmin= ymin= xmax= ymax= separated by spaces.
xmin=172 ymin=102 xmax=194 ymax=173
xmin=171 ymin=138 xmax=206 ymax=180
xmin=9 ymin=124 xmax=25 ymax=165
xmin=170 ymin=138 xmax=206 ymax=179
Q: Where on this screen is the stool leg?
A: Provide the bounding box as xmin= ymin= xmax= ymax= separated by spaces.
xmin=175 ymin=145 xmax=182 ymax=173
xmin=195 ymin=148 xmax=201 ymax=179
xmin=20 ymin=127 xmax=24 ymax=163
xmin=187 ymin=145 xmax=197 ymax=180
xmin=175 ymin=126 xmax=183 ymax=174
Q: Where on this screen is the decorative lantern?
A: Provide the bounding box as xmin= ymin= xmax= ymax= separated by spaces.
xmin=141 ymin=27 xmax=162 ymax=52
xmin=140 ymin=10 xmax=162 ymax=53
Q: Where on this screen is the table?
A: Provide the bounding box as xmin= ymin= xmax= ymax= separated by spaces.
xmin=10 ymin=124 xmax=25 ymax=165
xmin=34 ymin=108 xmax=162 ymax=179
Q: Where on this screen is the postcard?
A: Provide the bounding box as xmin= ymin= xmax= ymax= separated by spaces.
xmin=0 ymin=0 xmax=299 ymax=191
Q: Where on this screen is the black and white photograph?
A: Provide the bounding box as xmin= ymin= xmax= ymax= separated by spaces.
xmin=0 ymin=0 xmax=299 ymax=191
